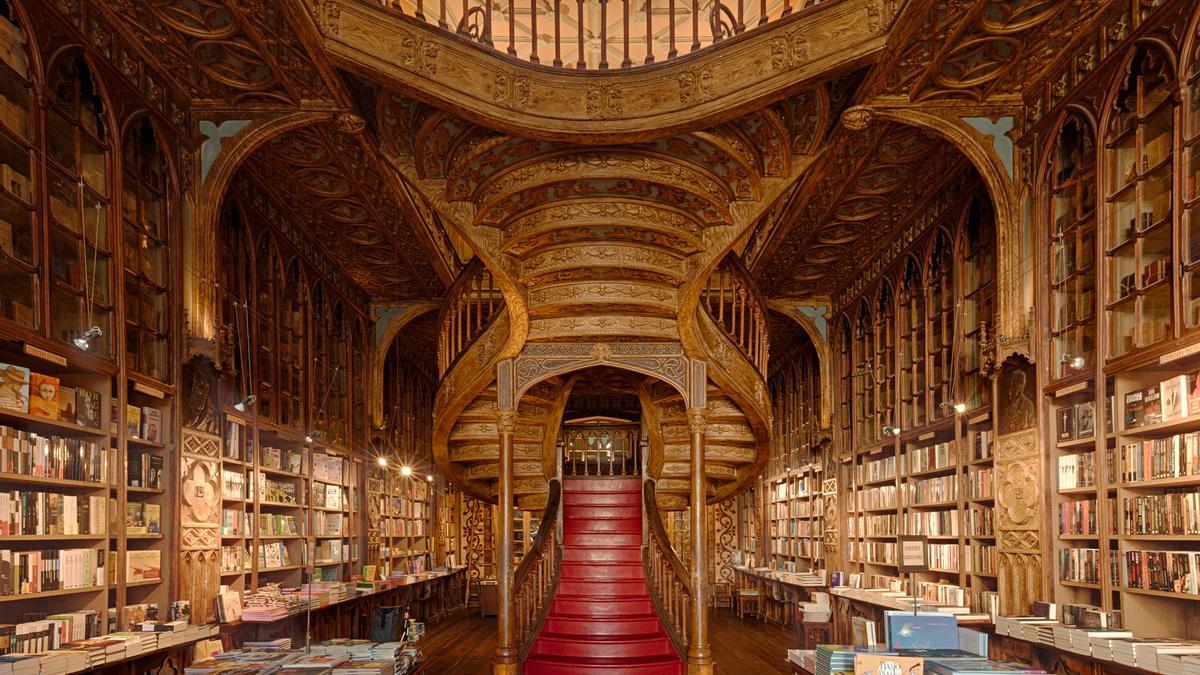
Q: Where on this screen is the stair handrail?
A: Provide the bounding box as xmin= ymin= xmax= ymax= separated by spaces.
xmin=700 ymin=253 xmax=769 ymax=375
xmin=642 ymin=478 xmax=691 ymax=660
xmin=437 ymin=256 xmax=504 ymax=376
xmin=515 ymin=478 xmax=563 ymax=660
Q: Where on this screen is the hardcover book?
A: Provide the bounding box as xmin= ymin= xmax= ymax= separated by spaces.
xmin=1124 ymin=390 xmax=1144 ymax=429
xmin=141 ymin=407 xmax=161 ymax=443
xmin=76 ymin=388 xmax=101 ymax=429
xmin=1057 ymin=406 xmax=1075 ymax=442
xmin=1142 ymin=384 xmax=1163 ymax=426
xmin=145 ymin=504 xmax=160 ymax=535
xmin=1190 ymin=371 xmax=1200 ymax=420
xmin=884 ymin=611 xmax=960 ymax=650
xmin=125 ymin=550 xmax=160 ymax=582
xmin=0 ymin=362 xmax=29 ymax=413
xmin=1075 ymin=401 xmax=1095 ymax=439
xmin=28 ymin=372 xmax=59 ymax=419
xmin=125 ymin=405 xmax=141 ymax=439
xmin=57 ymin=385 xmax=76 ymax=423
xmin=1161 ymin=375 xmax=1190 ymax=422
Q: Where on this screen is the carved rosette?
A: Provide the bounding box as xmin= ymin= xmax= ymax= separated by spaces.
xmin=994 ymin=428 xmax=1043 ymax=616
xmin=179 ymin=427 xmax=223 ymax=624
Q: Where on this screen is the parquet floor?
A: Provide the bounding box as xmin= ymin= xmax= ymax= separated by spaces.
xmin=418 ymin=608 xmax=799 ymax=674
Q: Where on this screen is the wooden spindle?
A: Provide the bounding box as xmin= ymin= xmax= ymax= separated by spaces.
xmin=645 ymin=0 xmax=654 ymax=63
xmin=576 ymin=0 xmax=586 ymax=68
xmin=691 ymin=0 xmax=699 ymax=51
xmin=599 ymin=0 xmax=608 ymax=69
xmin=416 ymin=0 xmax=425 ymax=20
xmin=460 ymin=0 xmax=469 ymax=34
xmin=439 ymin=0 xmax=448 ymax=29
xmin=507 ymin=0 xmax=516 ymax=55
xmin=529 ymin=0 xmax=539 ymax=63
xmin=737 ymin=0 xmax=743 ymax=32
xmin=759 ymin=0 xmax=767 ymax=25
xmin=621 ymin=0 xmax=631 ymax=67
xmin=483 ymin=0 xmax=493 ymax=45
xmin=553 ymin=0 xmax=562 ymax=66
xmin=782 ymin=0 xmax=792 ymax=16
xmin=668 ymin=0 xmax=676 ymax=58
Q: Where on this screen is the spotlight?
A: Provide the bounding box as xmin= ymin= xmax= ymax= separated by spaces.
xmin=426 ymin=474 xmax=434 ymax=482
xmin=881 ymin=426 xmax=901 ymax=437
xmin=1061 ymin=354 xmax=1087 ymax=370
xmin=400 ymin=466 xmax=413 ymax=477
xmin=377 ymin=456 xmax=388 ymax=467
xmin=305 ymin=430 xmax=320 ymax=443
xmin=233 ymin=395 xmax=256 ymax=412
xmin=941 ymin=401 xmax=968 ymax=415
xmin=72 ymin=326 xmax=101 ymax=350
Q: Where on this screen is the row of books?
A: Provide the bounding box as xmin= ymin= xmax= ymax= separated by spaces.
xmin=0 ymin=364 xmax=102 ymax=429
xmin=1123 ymin=490 xmax=1200 ymax=535
xmin=864 ymin=514 xmax=897 ymax=537
xmin=1119 ymin=433 xmax=1200 ymax=483
xmin=124 ymin=502 xmax=161 ymax=535
xmin=1057 ymin=497 xmax=1116 ymax=536
xmin=971 ymin=545 xmax=997 ymax=576
xmin=383 ymin=499 xmax=425 ymax=519
xmin=259 ymin=446 xmax=302 ymax=474
xmin=860 ymin=485 xmax=897 ymax=510
xmin=768 ymin=499 xmax=819 ymax=518
xmin=904 ymin=510 xmax=959 ymax=537
xmin=123 ymin=405 xmax=163 ymax=443
xmin=1056 ymin=400 xmax=1098 ymax=442
xmin=1059 ymin=547 xmax=1103 ymax=584
xmin=220 ymin=545 xmax=246 ymax=574
xmin=379 ymin=520 xmax=426 ymax=537
xmin=0 ymin=547 xmax=103 ymax=595
xmin=1124 ymin=373 xmax=1200 ymax=429
xmin=0 ymin=491 xmax=106 ymax=536
xmin=311 ymin=455 xmax=346 ymax=484
xmin=860 ymin=455 xmax=896 ymax=483
xmin=126 ymin=451 xmax=163 ymax=489
xmin=905 ymin=442 xmax=956 ymax=473
xmin=0 ymin=610 xmax=104 ymax=656
xmin=964 ymin=468 xmax=993 ymax=500
xmin=966 ymin=506 xmax=993 ymax=536
xmin=257 ymin=542 xmax=293 ymax=569
xmin=221 ymin=509 xmax=250 ymax=537
xmin=223 ymin=470 xmax=245 ymax=500
xmin=905 ymin=475 xmax=957 ymax=505
xmin=257 ymin=475 xmax=297 ymax=504
xmin=314 ymin=513 xmax=343 ymax=537
xmin=929 ymin=543 xmax=960 ymax=571
xmin=312 ymin=483 xmax=345 ymax=510
xmin=258 ymin=514 xmax=300 ymax=537
xmin=1057 ymin=452 xmax=1100 ymax=489
xmin=1123 ymin=549 xmax=1200 ymax=595
xmin=0 ymin=428 xmax=108 ymax=482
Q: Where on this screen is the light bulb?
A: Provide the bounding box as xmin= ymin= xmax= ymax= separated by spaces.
xmin=953 ymin=402 xmax=967 ymax=414
xmin=426 ymin=475 xmax=434 ymax=482
xmin=72 ymin=325 xmax=102 ymax=350
xmin=377 ymin=456 xmax=388 ymax=467
xmin=400 ymin=466 xmax=412 ymax=477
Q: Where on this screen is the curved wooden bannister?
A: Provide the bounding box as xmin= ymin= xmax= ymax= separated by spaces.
xmin=700 ymin=253 xmax=769 ymax=375
xmin=515 ymin=478 xmax=563 ymax=659
xmin=374 ymin=0 xmax=830 ymax=69
xmin=437 ymin=257 xmax=504 ymax=376
xmin=642 ymin=479 xmax=692 ymax=660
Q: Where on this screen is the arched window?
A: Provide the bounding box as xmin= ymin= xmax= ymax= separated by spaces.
xmin=1049 ymin=114 xmax=1097 ymax=377
xmin=900 ymin=258 xmax=925 ymax=428
xmin=1184 ymin=35 xmax=1200 ymax=326
xmin=1105 ymin=46 xmax=1175 ymax=356
xmin=927 ymin=232 xmax=954 ymax=418
xmin=0 ymin=2 xmax=35 ymax=329
xmin=122 ymin=117 xmax=170 ymax=381
xmin=279 ymin=259 xmax=307 ymax=429
xmin=960 ymin=198 xmax=996 ymax=405
xmin=255 ymin=235 xmax=281 ymax=421
xmin=854 ymin=302 xmax=875 ymax=443
xmin=219 ymin=203 xmax=254 ymax=405
xmin=46 ymin=55 xmax=112 ymax=354
xmin=874 ymin=283 xmax=896 ymax=432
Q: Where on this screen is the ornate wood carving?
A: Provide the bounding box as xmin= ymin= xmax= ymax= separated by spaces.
xmin=995 ymin=426 xmax=1044 ymax=616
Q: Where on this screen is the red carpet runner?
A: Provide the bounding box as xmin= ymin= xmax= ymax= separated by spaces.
xmin=523 ymin=478 xmax=684 ymax=674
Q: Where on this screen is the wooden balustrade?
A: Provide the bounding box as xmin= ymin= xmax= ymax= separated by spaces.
xmin=437 ymin=257 xmax=503 ymax=375
xmin=642 ymin=479 xmax=691 ymax=660
xmin=515 ymin=479 xmax=562 ymax=659
xmin=701 ymin=253 xmax=769 ymax=375
xmin=561 ymin=423 xmax=641 ymax=477
xmin=372 ymin=0 xmax=834 ymax=69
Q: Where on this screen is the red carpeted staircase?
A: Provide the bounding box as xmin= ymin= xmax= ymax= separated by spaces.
xmin=523 ymin=478 xmax=684 ymax=675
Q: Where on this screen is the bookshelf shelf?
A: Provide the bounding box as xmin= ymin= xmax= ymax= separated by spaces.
xmin=0 ymin=407 xmax=113 ymax=438
xmin=124 ymin=579 xmax=161 ymax=588
xmin=0 ymin=585 xmax=106 ymax=602
xmin=7 ymin=533 xmax=105 ymax=541
xmin=126 ymin=437 xmax=167 ymax=450
xmin=0 ymin=473 xmax=107 ymax=490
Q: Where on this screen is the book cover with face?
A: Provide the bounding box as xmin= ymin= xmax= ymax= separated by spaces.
xmin=28 ymin=372 xmax=59 ymax=419
xmin=0 ymin=362 xmax=29 ymax=413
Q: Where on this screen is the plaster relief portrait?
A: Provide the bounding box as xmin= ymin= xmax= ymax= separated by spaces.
xmin=998 ymin=358 xmax=1036 ymax=436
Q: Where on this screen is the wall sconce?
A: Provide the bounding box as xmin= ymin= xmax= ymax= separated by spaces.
xmin=72 ymin=326 xmax=102 ymax=350
xmin=233 ymin=395 xmax=256 ymax=412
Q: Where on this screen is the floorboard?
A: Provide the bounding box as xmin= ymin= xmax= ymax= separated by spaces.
xmin=418 ymin=608 xmax=798 ymax=674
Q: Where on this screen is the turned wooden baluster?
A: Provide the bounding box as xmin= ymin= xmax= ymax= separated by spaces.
xmin=645 ymin=0 xmax=654 ymax=63
xmin=507 ymin=0 xmax=516 ymax=54
xmin=599 ymin=0 xmax=609 ymax=69
xmin=553 ymin=0 xmax=562 ymax=66
xmin=576 ymin=0 xmax=586 ymax=67
xmin=529 ymin=0 xmax=539 ymax=63
xmin=668 ymin=0 xmax=677 ymax=58
xmin=691 ymin=0 xmax=700 ymax=51
xmin=759 ymin=0 xmax=766 ymax=25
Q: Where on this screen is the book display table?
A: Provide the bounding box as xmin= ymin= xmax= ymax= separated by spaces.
xmin=733 ymin=567 xmax=827 ymax=627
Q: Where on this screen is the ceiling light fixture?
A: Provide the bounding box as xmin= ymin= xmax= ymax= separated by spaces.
xmin=426 ymin=475 xmax=434 ymax=482
xmin=377 ymin=456 xmax=389 ymax=467
xmin=400 ymin=466 xmax=413 ymax=477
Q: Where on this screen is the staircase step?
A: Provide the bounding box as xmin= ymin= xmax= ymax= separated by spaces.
xmin=557 ymin=579 xmax=647 ymax=597
xmin=564 ymin=532 xmax=641 ymax=548
xmin=530 ymin=634 xmax=676 ymax=659
xmin=563 ymin=504 xmax=641 ymax=520
xmin=523 ymin=654 xmax=683 ymax=675
xmin=560 ymin=562 xmax=644 ymax=581
xmin=564 ymin=491 xmax=642 ymax=507
xmin=563 ymin=518 xmax=641 ymax=534
xmin=543 ymin=615 xmax=663 ymax=635
xmin=562 ymin=478 xmax=640 ymax=492
xmin=563 ymin=546 xmax=641 ymax=563
xmin=550 ymin=596 xmax=654 ymax=616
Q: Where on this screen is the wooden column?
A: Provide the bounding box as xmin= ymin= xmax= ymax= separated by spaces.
xmin=687 ymin=408 xmax=713 ymax=674
xmin=493 ymin=408 xmax=519 ymax=674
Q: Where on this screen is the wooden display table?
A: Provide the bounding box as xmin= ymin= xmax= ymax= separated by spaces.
xmin=732 ymin=567 xmax=826 ymax=627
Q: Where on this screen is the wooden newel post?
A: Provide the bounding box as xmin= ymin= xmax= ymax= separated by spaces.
xmin=494 ymin=408 xmax=519 ymax=674
xmin=687 ymin=407 xmax=714 ymax=674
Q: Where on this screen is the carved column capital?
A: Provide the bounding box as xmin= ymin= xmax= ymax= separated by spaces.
xmin=687 ymin=408 xmax=708 ymax=434
xmin=497 ymin=410 xmax=518 ymax=434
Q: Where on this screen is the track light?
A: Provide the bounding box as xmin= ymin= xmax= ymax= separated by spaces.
xmin=400 ymin=466 xmax=413 ymax=477
xmin=881 ymin=426 xmax=901 ymax=437
xmin=426 ymin=474 xmax=434 ymax=482
xmin=72 ymin=326 xmax=101 ymax=350
xmin=305 ymin=430 xmax=320 ymax=444
xmin=233 ymin=394 xmax=256 ymax=412
xmin=377 ymin=456 xmax=388 ymax=467
xmin=941 ymin=401 xmax=968 ymax=415
xmin=1061 ymin=354 xmax=1086 ymax=370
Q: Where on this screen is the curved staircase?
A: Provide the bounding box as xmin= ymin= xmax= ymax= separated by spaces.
xmin=524 ymin=478 xmax=683 ymax=675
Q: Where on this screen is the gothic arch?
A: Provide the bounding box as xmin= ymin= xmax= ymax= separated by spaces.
xmin=371 ymin=302 xmax=439 ymax=426
xmin=765 ymin=300 xmax=832 ymax=430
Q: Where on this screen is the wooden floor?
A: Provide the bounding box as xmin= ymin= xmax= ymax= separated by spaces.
xmin=419 ymin=608 xmax=798 ymax=674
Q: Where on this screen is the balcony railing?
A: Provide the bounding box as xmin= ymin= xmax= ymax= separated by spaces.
xmin=700 ymin=253 xmax=768 ymax=375
xmin=515 ymin=479 xmax=562 ymax=658
xmin=561 ymin=423 xmax=642 ymax=476
xmin=642 ymin=479 xmax=691 ymax=659
xmin=376 ymin=0 xmax=829 ymax=69
xmin=438 ymin=257 xmax=504 ymax=375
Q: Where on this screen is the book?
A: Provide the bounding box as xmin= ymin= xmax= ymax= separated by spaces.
xmin=28 ymin=372 xmax=59 ymax=419
xmin=852 ymin=616 xmax=878 ymax=646
xmin=141 ymin=407 xmax=161 ymax=444
xmin=1190 ymin=372 xmax=1200 ymax=419
xmin=885 ymin=612 xmax=959 ymax=650
xmin=126 ymin=503 xmax=148 ymax=534
xmin=57 ymin=386 xmax=76 ymax=423
xmin=76 ymin=388 xmax=102 ymax=429
xmin=126 ymin=405 xmax=141 ymax=439
xmin=0 ymin=362 xmax=29 ymax=413
xmin=855 ymin=654 xmax=922 ymax=675
xmin=1057 ymin=406 xmax=1075 ymax=442
xmin=1143 ymin=384 xmax=1163 ymax=426
xmin=214 ymin=590 xmax=241 ymax=623
xmin=1124 ymin=390 xmax=1144 ymax=429
xmin=147 ymin=455 xmax=163 ymax=489
xmin=1106 ymin=394 xmax=1115 ymax=434
xmin=1161 ymin=375 xmax=1190 ymax=421
xmin=145 ymin=504 xmax=161 ymax=535
xmin=125 ymin=550 xmax=160 ymax=582
xmin=1074 ymin=401 xmax=1095 ymax=439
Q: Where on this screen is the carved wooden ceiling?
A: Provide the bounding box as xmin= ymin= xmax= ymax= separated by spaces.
xmin=61 ymin=0 xmax=1108 ymax=309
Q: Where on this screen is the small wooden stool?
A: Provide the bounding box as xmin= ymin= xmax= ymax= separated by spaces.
xmin=736 ymin=589 xmax=761 ymax=620
xmin=801 ymin=620 xmax=834 ymax=649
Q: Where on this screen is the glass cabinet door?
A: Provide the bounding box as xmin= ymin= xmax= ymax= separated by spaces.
xmin=0 ymin=9 xmax=34 ymax=329
xmin=1183 ymin=40 xmax=1200 ymax=327
xmin=122 ymin=118 xmax=170 ymax=381
xmin=1050 ymin=116 xmax=1098 ymax=376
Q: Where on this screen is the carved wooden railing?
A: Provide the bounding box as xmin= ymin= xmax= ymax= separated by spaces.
xmin=437 ymin=257 xmax=504 ymax=375
xmin=700 ymin=253 xmax=768 ymax=374
xmin=561 ymin=423 xmax=642 ymax=476
xmin=515 ymin=479 xmax=562 ymax=659
xmin=642 ymin=479 xmax=691 ymax=660
xmin=374 ymin=0 xmax=831 ymax=69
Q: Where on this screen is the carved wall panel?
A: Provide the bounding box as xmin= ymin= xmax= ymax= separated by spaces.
xmin=180 ymin=549 xmax=221 ymax=625
xmin=710 ymin=499 xmax=737 ymax=585
xmin=179 ymin=428 xmax=222 ymax=626
xmin=995 ymin=427 xmax=1043 ymax=616
xmin=464 ymin=496 xmax=494 ymax=585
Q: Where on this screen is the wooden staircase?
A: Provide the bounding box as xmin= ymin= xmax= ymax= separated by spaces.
xmin=523 ymin=478 xmax=683 ymax=674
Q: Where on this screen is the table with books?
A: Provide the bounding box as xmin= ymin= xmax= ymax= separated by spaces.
xmin=184 ymin=637 xmax=426 ymax=675
xmin=732 ymin=566 xmax=828 ymax=626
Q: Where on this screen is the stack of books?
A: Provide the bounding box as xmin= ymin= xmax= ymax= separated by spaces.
xmin=786 ymin=649 xmax=816 ymax=672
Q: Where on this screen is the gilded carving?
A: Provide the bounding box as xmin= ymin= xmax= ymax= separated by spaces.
xmin=492 ymin=71 xmax=532 ymax=109
xmin=841 ymin=106 xmax=873 ymax=131
xmin=770 ymin=29 xmax=810 ymax=71
xmin=586 ymin=84 xmax=623 ymax=120
xmin=313 ymin=0 xmax=342 ymax=37
xmin=181 ymin=457 xmax=221 ymax=527
xmin=678 ymin=66 xmax=715 ymax=105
